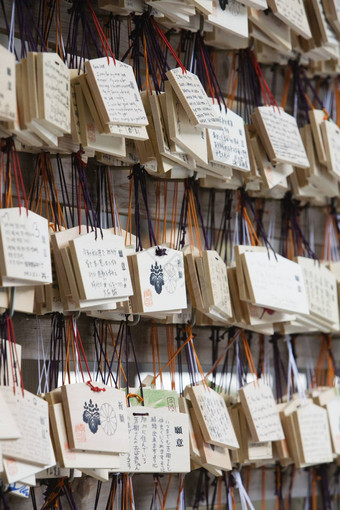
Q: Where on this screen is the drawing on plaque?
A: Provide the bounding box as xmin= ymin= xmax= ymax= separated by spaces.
xmin=167 ymin=397 xmax=176 ymax=412
xmin=100 ymin=404 xmax=117 ymax=436
xmin=229 ymin=0 xmax=242 ymax=15
xmin=150 ymin=262 xmax=164 ymax=294
xmin=83 ymin=400 xmax=101 ymax=434
xmin=137 ymin=246 xmax=187 ymax=312
xmin=164 ymin=262 xmax=180 ymax=294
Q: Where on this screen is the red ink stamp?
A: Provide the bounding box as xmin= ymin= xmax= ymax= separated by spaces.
xmin=75 ymin=423 xmax=86 ymax=443
xmin=144 ymin=288 xmax=153 ymax=307
xmin=87 ymin=123 xmax=96 ymax=143
xmin=64 ymin=442 xmax=77 ymax=461
xmin=5 ymin=458 xmax=18 ymax=476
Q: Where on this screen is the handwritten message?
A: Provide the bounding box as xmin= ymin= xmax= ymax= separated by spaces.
xmin=326 ymin=397 xmax=340 ymax=455
xmin=0 ymin=388 xmax=20 ymax=440
xmin=297 ymin=404 xmax=333 ymax=465
xmin=37 ymin=53 xmax=70 ymax=133
xmin=0 ymin=45 xmax=16 ymax=122
xmin=253 ymin=107 xmax=309 ymax=168
xmin=0 ymin=208 xmax=52 ymax=285
xmin=120 ymin=408 xmax=190 ymax=473
xmin=297 ymin=256 xmax=339 ymax=329
xmin=166 ymin=82 xmax=208 ymax=165
xmin=208 ymin=105 xmax=250 ymax=171
xmin=70 ymin=229 xmax=132 ymax=301
xmin=239 ymin=380 xmax=284 ymax=442
xmin=85 ymin=58 xmax=148 ymax=126
xmin=267 ymin=0 xmax=312 ymax=39
xmin=321 ymin=120 xmax=340 ymax=178
xmin=203 ymin=250 xmax=232 ymax=319
xmin=1 ymin=388 xmax=51 ymax=466
xmin=167 ymin=68 xmax=222 ymax=129
xmin=188 ymin=385 xmax=239 ymax=449
xmin=242 ymin=251 xmax=310 ymax=314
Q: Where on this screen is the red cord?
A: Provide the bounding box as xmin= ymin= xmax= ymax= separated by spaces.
xmin=249 ymin=50 xmax=279 ymax=109
xmin=71 ymin=318 xmax=103 ymax=393
xmin=13 ymin=144 xmax=28 ymax=215
xmin=72 ymin=321 xmax=85 ymax=383
xmin=199 ymin=43 xmax=215 ymax=102
xmin=76 ymin=326 xmax=93 ymax=381
xmin=86 ymin=0 xmax=116 ymax=65
xmin=11 ymin=143 xmax=22 ymax=214
xmin=87 ymin=381 xmax=106 ymax=392
xmin=7 ymin=317 xmax=24 ymax=397
xmin=151 ymin=19 xmax=186 ymax=73
xmin=6 ymin=317 xmax=16 ymax=395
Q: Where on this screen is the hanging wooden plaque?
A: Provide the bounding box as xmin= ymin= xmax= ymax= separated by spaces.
xmin=61 ymin=382 xmax=129 ymax=453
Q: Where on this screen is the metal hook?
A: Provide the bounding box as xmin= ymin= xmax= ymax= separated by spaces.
xmin=73 ymin=310 xmax=81 ymax=321
xmin=199 ymin=14 xmax=204 ymax=36
xmin=234 ymin=463 xmax=242 ymax=473
xmin=7 ymin=287 xmax=16 ymax=319
xmin=187 ymin=307 xmax=196 ymax=328
xmin=68 ymin=469 xmax=75 ymax=484
xmin=127 ymin=314 xmax=140 ymax=327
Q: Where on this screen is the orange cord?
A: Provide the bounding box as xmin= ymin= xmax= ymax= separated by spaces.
xmin=125 ymin=168 xmax=133 ymax=247
xmin=281 ymin=66 xmax=292 ymax=110
xmin=261 ymin=467 xmax=266 ymax=510
xmin=241 ymin=330 xmax=258 ymax=383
